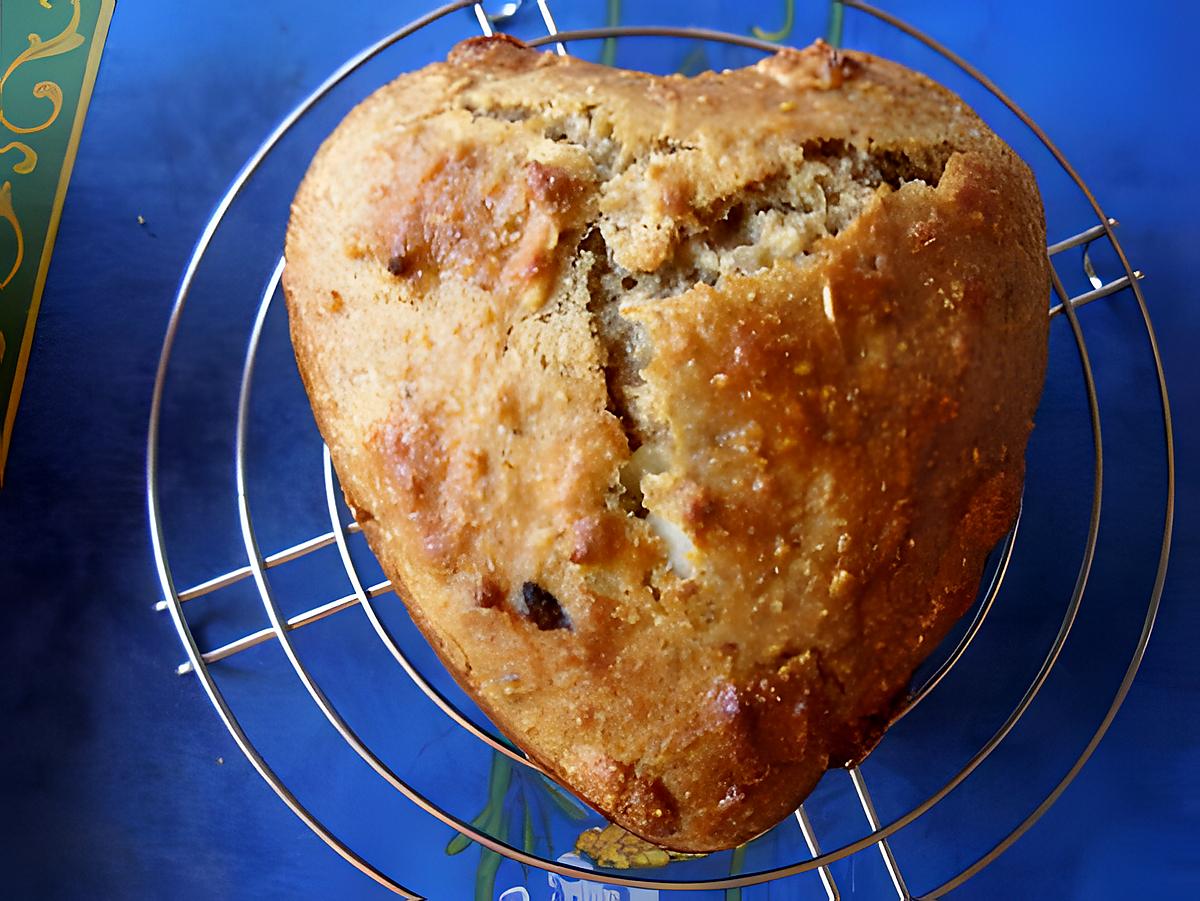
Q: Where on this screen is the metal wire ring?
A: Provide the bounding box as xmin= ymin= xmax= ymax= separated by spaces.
xmin=147 ymin=1 xmax=1174 ymax=895
xmin=220 ymin=21 xmax=1110 ymax=895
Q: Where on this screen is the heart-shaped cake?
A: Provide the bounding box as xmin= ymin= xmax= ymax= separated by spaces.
xmin=283 ymin=36 xmax=1048 ymax=851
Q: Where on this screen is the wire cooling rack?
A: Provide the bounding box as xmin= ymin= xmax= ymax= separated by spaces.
xmin=146 ymin=2 xmax=1175 ymax=897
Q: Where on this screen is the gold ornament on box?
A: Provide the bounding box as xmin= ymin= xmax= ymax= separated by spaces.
xmin=0 ymin=0 xmax=112 ymax=483
xmin=0 ymin=0 xmax=83 ymax=293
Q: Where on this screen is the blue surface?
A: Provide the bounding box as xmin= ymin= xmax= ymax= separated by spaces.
xmin=1 ymin=2 xmax=1196 ymax=898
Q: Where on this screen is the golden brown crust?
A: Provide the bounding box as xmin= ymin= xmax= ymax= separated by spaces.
xmin=283 ymin=37 xmax=1048 ymax=850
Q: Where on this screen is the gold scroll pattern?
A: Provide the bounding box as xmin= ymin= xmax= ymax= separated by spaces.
xmin=0 ymin=0 xmax=84 ymax=327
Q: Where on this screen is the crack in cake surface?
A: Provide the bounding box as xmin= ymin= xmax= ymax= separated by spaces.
xmin=537 ymin=117 xmax=955 ymax=553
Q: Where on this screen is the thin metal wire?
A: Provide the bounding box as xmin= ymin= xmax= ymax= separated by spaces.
xmin=535 ymin=0 xmax=568 ymax=56
xmin=320 ymin=444 xmax=542 ymax=771
xmin=1047 ymin=219 xmax=1116 ymax=256
xmin=849 ymin=767 xmax=911 ymax=900
xmin=473 ymin=3 xmax=493 ymax=36
xmin=147 ymin=4 xmax=1173 ymax=896
xmin=795 ymin=805 xmax=840 ymax=901
xmin=154 ymin=523 xmax=361 ymax=610
xmin=175 ymin=580 xmax=392 ymax=676
xmin=1048 ymin=270 xmax=1144 ymax=319
xmin=526 ymin=25 xmax=782 ymax=53
xmin=478 ymin=0 xmax=523 ymax=23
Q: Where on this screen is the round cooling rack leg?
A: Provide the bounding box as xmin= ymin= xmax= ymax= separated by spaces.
xmin=320 ymin=444 xmax=545 ymax=773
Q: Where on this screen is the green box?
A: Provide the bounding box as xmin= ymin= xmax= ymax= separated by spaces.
xmin=0 ymin=0 xmax=114 ymax=484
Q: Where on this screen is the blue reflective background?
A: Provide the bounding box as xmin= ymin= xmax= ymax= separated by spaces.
xmin=1 ymin=1 xmax=1196 ymax=898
